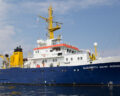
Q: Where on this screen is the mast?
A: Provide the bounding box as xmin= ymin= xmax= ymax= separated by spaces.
xmin=39 ymin=6 xmax=61 ymax=39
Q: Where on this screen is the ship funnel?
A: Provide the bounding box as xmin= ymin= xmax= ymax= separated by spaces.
xmin=94 ymin=42 xmax=98 ymax=57
xmin=10 ymin=46 xmax=23 ymax=68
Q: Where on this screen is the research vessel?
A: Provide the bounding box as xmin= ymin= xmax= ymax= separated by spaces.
xmin=0 ymin=6 xmax=120 ymax=85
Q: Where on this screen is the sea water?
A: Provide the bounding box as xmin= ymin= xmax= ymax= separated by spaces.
xmin=0 ymin=85 xmax=120 ymax=96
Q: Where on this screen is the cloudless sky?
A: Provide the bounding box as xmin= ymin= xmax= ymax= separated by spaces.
xmin=0 ymin=0 xmax=120 ymax=58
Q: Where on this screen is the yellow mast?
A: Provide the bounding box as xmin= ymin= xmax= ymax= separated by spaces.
xmin=39 ymin=6 xmax=61 ymax=39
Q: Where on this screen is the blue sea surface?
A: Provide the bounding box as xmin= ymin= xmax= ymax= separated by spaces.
xmin=0 ymin=85 xmax=120 ymax=96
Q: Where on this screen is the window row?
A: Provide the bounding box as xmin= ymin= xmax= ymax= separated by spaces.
xmin=67 ymin=49 xmax=76 ymax=54
xmin=0 ymin=68 xmax=81 ymax=73
xmin=66 ymin=57 xmax=83 ymax=61
xmin=35 ymin=50 xmax=40 ymax=53
xmin=50 ymin=47 xmax=61 ymax=52
xmin=35 ymin=58 xmax=58 ymax=64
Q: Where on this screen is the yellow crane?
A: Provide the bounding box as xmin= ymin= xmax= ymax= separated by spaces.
xmin=0 ymin=46 xmax=24 ymax=69
xmin=89 ymin=42 xmax=98 ymax=61
xmin=39 ymin=6 xmax=61 ymax=39
xmin=0 ymin=54 xmax=9 ymax=69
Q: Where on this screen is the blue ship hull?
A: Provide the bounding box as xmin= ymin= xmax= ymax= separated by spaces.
xmin=0 ymin=62 xmax=120 ymax=85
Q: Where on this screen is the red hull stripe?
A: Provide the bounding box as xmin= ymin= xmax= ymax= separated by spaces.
xmin=33 ymin=44 xmax=79 ymax=51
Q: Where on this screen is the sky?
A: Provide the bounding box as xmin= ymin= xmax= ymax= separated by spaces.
xmin=0 ymin=0 xmax=120 ymax=59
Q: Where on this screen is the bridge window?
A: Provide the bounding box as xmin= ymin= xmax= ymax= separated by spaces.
xmin=58 ymin=53 xmax=62 ymax=56
xmin=35 ymin=50 xmax=39 ymax=53
xmin=67 ymin=49 xmax=69 ymax=52
xmin=67 ymin=49 xmax=71 ymax=53
xmin=53 ymin=47 xmax=61 ymax=51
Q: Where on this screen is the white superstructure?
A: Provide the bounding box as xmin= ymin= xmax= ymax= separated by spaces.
xmin=24 ymin=38 xmax=91 ymax=68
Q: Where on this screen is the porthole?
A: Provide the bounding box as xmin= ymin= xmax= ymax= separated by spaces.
xmin=74 ymin=69 xmax=76 ymax=72
xmin=80 ymin=57 xmax=83 ymax=60
xmin=53 ymin=59 xmax=57 ymax=62
xmin=45 ymin=59 xmax=47 ymax=63
xmin=66 ymin=58 xmax=68 ymax=61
